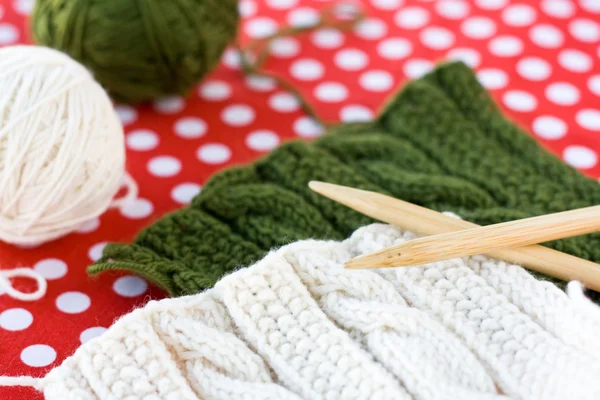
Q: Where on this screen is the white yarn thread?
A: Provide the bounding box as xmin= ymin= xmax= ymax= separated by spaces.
xmin=0 ymin=267 xmax=46 ymax=301
xmin=0 ymin=45 xmax=130 ymax=245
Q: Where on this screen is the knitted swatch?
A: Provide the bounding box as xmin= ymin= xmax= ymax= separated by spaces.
xmin=27 ymin=224 xmax=600 ymax=399
xmin=91 ymin=61 xmax=600 ymax=297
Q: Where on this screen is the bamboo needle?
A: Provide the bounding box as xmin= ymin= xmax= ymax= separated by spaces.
xmin=308 ymin=181 xmax=600 ymax=291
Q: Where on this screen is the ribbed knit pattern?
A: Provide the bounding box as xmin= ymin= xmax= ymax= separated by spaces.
xmin=42 ymin=224 xmax=600 ymax=399
xmin=90 ymin=62 xmax=600 ymax=298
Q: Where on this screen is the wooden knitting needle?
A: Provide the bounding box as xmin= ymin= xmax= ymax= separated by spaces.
xmin=308 ymin=181 xmax=600 ymax=291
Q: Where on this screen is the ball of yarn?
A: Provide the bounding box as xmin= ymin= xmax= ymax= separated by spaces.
xmin=0 ymin=45 xmax=125 ymax=245
xmin=31 ymin=0 xmax=240 ymax=104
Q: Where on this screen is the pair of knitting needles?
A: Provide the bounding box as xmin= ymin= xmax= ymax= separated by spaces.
xmin=309 ymin=181 xmax=600 ymax=291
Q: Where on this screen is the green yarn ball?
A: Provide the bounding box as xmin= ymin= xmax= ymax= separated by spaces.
xmin=31 ymin=0 xmax=239 ymax=104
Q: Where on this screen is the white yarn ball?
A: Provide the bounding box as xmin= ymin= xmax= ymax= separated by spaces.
xmin=0 ymin=45 xmax=126 ymax=245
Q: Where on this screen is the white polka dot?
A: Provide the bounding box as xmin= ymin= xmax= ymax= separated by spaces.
xmin=34 ymin=258 xmax=67 ymax=280
xmin=589 ymin=75 xmax=600 ymax=97
xmin=545 ymin=82 xmax=580 ymax=106
xmin=239 ymin=0 xmax=257 ymax=18
xmin=174 ymin=117 xmax=207 ymax=139
xmin=577 ymin=109 xmax=600 ymax=131
xmin=268 ymin=92 xmax=300 ymax=113
xmin=80 ymin=327 xmax=108 ymax=344
xmin=197 ymin=143 xmax=232 ymax=164
xmin=312 ymin=28 xmax=344 ymax=49
xmin=394 ymin=7 xmax=430 ymax=30
xmin=359 ymin=70 xmax=394 ymax=92
xmin=503 ymin=90 xmax=538 ymax=112
xmin=221 ymin=104 xmax=256 ymax=126
xmin=287 ymin=7 xmax=319 ymax=27
xmin=533 ymin=116 xmax=567 ymax=140
xmin=484 ymin=69 xmax=517 ymax=88
xmin=76 ymin=218 xmax=100 ymax=234
xmin=447 ymin=48 xmax=481 ymax=68
xmin=153 ymin=96 xmax=185 ymax=114
xmin=563 ymin=145 xmax=598 ymax=169
xmin=199 ymin=80 xmax=231 ymax=101
xmin=377 ymin=38 xmax=412 ymax=60
xmin=113 ymin=276 xmax=148 ymax=297
xmin=246 ymin=130 xmax=280 ymax=151
xmin=270 ymin=37 xmax=300 ymax=58
xmin=371 ymin=0 xmax=403 ymax=9
xmin=541 ymin=0 xmax=575 ymax=19
xmin=461 ymin=17 xmax=496 ymax=39
xmin=420 ymin=27 xmax=455 ymax=50
xmin=119 ymin=198 xmax=154 ymax=219
xmin=245 ymin=75 xmax=276 ymax=92
xmin=404 ymin=59 xmax=434 ymax=78
xmin=314 ymin=82 xmax=348 ymax=103
xmin=475 ymin=0 xmax=508 ymax=9
xmin=355 ymin=18 xmax=388 ymax=40
xmin=21 ymin=345 xmax=56 ymax=367
xmin=0 ymin=23 xmax=18 ymax=45
xmin=558 ymin=49 xmax=593 ymax=73
xmin=0 ymin=308 xmax=33 ymax=331
xmin=293 ymin=117 xmax=324 ymax=138
xmin=266 ymin=0 xmax=297 ymax=9
xmin=580 ymin=0 xmax=600 ymax=13
xmin=290 ymin=58 xmax=324 ymax=81
xmin=88 ymin=242 xmax=107 ymax=262
xmin=56 ymin=291 xmax=91 ymax=314
xmin=340 ymin=105 xmax=374 ymax=122
xmin=13 ymin=0 xmax=34 ymax=15
xmin=489 ymin=36 xmax=523 ymax=57
xmin=126 ymin=129 xmax=159 ymax=151
xmin=529 ymin=24 xmax=564 ymax=48
xmin=436 ymin=0 xmax=470 ymax=19
xmin=222 ymin=48 xmax=241 ymax=69
xmin=569 ymin=19 xmax=600 ymax=43
xmin=171 ymin=183 xmax=201 ymax=204
xmin=114 ymin=105 xmax=138 ymax=126
xmin=517 ymin=57 xmax=552 ymax=81
xmin=147 ymin=156 xmax=181 ymax=178
xmin=245 ymin=17 xmax=278 ymax=38
xmin=334 ymin=48 xmax=369 ymax=71
xmin=502 ymin=4 xmax=536 ymax=27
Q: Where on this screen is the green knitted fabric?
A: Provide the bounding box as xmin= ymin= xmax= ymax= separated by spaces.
xmin=90 ymin=61 xmax=600 ymax=299
xmin=32 ymin=0 xmax=239 ymax=104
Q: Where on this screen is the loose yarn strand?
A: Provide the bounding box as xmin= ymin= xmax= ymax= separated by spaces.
xmin=0 ymin=267 xmax=47 ymax=301
xmin=237 ymin=1 xmax=365 ymax=129
xmin=0 ymin=375 xmax=43 ymax=390
xmin=109 ymin=171 xmax=139 ymax=209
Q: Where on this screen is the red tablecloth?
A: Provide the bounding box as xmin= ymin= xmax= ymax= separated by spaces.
xmin=1 ymin=0 xmax=599 ymax=398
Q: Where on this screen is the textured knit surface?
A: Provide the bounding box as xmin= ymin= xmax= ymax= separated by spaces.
xmin=91 ymin=61 xmax=600 ymax=298
xmin=40 ymin=224 xmax=600 ymax=400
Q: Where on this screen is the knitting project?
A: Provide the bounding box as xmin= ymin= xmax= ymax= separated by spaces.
xmin=15 ymin=223 xmax=600 ymax=399
xmin=91 ymin=61 xmax=600 ymax=298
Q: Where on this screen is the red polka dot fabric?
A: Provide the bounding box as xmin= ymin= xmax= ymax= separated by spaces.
xmin=1 ymin=0 xmax=599 ymax=398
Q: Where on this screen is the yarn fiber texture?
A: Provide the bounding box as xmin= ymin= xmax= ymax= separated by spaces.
xmin=31 ymin=0 xmax=239 ymax=104
xmin=0 ymin=45 xmax=125 ymax=245
xmin=29 ymin=224 xmax=600 ymax=399
xmin=91 ymin=61 xmax=600 ymax=299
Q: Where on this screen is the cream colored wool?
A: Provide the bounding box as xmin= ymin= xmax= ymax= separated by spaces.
xmin=0 ymin=45 xmax=128 ymax=245
xmin=5 ymin=223 xmax=600 ymax=399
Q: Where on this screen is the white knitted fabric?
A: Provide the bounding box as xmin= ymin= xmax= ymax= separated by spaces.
xmin=27 ymin=224 xmax=600 ymax=399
